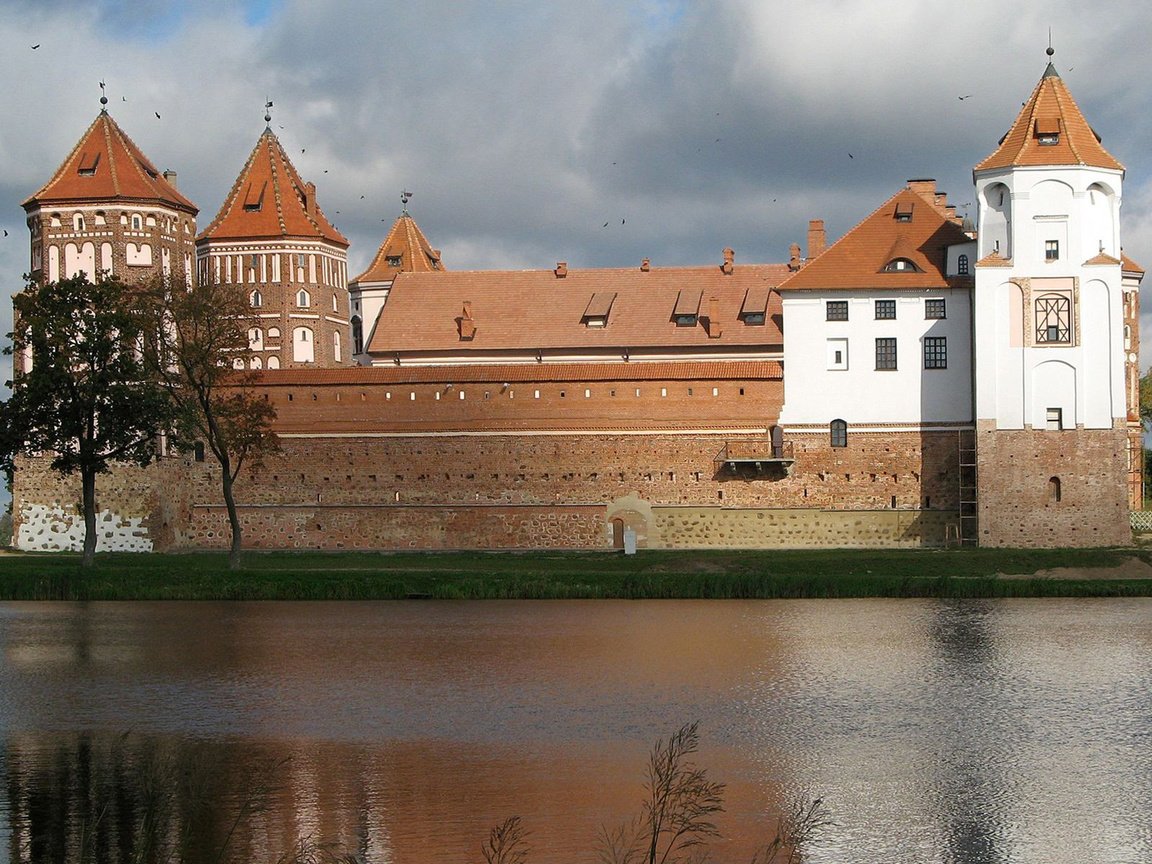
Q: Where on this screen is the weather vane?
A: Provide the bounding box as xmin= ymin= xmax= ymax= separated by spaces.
xmin=99 ymin=80 xmax=107 ymax=110
xmin=264 ymin=98 xmax=273 ymax=127
xmin=401 ymin=190 xmax=413 ymax=215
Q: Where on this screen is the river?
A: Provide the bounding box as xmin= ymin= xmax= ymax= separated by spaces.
xmin=0 ymin=599 xmax=1149 ymax=863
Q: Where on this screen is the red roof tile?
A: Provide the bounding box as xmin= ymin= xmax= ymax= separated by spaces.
xmin=24 ymin=111 xmax=197 ymax=213
xmin=198 ymin=128 xmax=347 ymax=246
xmin=353 ymin=213 xmax=443 ymax=282
xmin=779 ymin=182 xmax=973 ymax=291
xmin=362 ymin=261 xmax=788 ymax=354
xmin=976 ymin=64 xmax=1123 ymax=173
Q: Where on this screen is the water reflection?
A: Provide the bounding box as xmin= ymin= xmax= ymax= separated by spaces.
xmin=1 ymin=600 xmax=1150 ymax=864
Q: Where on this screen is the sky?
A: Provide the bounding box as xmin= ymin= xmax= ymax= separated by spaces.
xmin=2 ymin=0 xmax=1152 ymax=374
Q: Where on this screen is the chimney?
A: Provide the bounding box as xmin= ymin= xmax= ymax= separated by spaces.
xmin=303 ymin=181 xmax=317 ymax=217
xmin=640 ymin=258 xmax=651 ymax=272
xmin=554 ymin=261 xmax=568 ymax=278
xmin=162 ymin=169 xmax=178 ymax=189
xmin=788 ymin=242 xmax=802 ymax=271
xmin=707 ymin=296 xmax=723 ymax=339
xmin=458 ymin=301 xmax=476 ymax=340
xmin=807 ymin=220 xmax=826 ymax=260
xmin=906 ymin=178 xmax=936 ymax=197
xmin=721 ymin=247 xmax=734 ymax=275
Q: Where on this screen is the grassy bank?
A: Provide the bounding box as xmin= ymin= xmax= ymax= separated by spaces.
xmin=1 ymin=547 xmax=1151 ymax=600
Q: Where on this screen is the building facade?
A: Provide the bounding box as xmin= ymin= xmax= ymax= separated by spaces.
xmin=8 ymin=60 xmax=1144 ymax=552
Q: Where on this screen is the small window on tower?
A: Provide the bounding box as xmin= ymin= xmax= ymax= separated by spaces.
xmin=1035 ymin=117 xmax=1061 ymax=145
xmin=1045 ymin=240 xmax=1059 ymax=261
xmin=1046 ymin=407 xmax=1063 ymax=430
xmin=386 ymin=255 xmax=402 ymax=267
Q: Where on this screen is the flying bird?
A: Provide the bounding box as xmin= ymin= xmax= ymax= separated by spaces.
xmin=848 ymin=153 xmax=854 ymax=159
xmin=3 ymin=229 xmax=8 ymax=237
xmin=958 ymin=94 xmax=973 ymax=100
xmin=301 ymin=148 xmax=305 ymax=153
xmin=603 ymin=221 xmax=609 ymax=228
xmin=31 ymin=44 xmax=39 ymax=49
xmin=155 ymin=111 xmax=160 ymax=119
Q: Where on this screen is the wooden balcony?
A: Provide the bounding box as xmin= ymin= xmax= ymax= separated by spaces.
xmin=715 ymin=439 xmax=794 ymax=478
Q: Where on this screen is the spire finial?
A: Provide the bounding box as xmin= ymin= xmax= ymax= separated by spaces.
xmin=99 ymin=80 xmax=108 ymax=111
xmin=400 ymin=189 xmax=412 ymax=216
xmin=264 ymin=98 xmax=273 ymax=127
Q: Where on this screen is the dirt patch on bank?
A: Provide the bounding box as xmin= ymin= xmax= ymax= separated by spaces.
xmin=1002 ymin=556 xmax=1152 ymax=581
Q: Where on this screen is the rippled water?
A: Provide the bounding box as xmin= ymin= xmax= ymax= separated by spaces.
xmin=0 ymin=599 xmax=1149 ymax=863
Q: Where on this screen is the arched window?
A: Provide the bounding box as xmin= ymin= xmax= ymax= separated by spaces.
xmin=332 ymin=292 xmax=339 ymax=312
xmin=251 ymin=356 xmax=262 ymax=370
xmin=131 ymin=213 xmax=142 ymax=231
xmin=830 ymin=419 xmax=847 ymax=448
xmin=73 ymin=213 xmax=85 ymax=231
xmin=333 ymin=330 xmax=342 ymax=363
xmin=267 ymin=355 xmax=281 ymax=370
xmin=248 ymin=328 xmax=263 ymax=350
xmin=957 ymin=254 xmax=969 ymax=275
xmin=268 ymin=327 xmax=280 ymax=340
xmin=293 ymin=327 xmax=315 ymax=362
xmin=883 ymin=258 xmax=921 ymax=273
xmin=1048 ymin=476 xmax=1062 ymax=503
xmin=297 ymin=288 xmax=311 ymax=308
xmin=352 ymin=316 xmax=363 ymax=354
xmin=250 ymin=289 xmax=263 ymax=307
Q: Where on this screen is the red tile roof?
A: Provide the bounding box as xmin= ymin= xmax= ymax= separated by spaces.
xmin=362 ymin=261 xmax=788 ymax=354
xmin=1122 ymin=253 xmax=1145 ymax=275
xmin=353 ymin=213 xmax=444 ymax=283
xmin=975 ymin=64 xmax=1123 ymax=173
xmin=197 ymin=128 xmax=348 ymax=246
xmin=778 ymin=182 xmax=973 ymax=291
xmin=23 ymin=111 xmax=197 ymax=214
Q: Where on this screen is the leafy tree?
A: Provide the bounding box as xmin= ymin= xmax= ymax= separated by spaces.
xmin=141 ymin=276 xmax=278 ymax=570
xmin=1 ymin=273 xmax=173 ymax=567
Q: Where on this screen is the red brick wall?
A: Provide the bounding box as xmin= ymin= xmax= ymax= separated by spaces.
xmin=975 ymin=420 xmax=1131 ymax=547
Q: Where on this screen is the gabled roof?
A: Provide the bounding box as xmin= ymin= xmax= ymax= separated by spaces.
xmin=198 ymin=128 xmax=348 ymax=247
xmin=1121 ymin=253 xmax=1145 ymax=276
xmin=23 ymin=110 xmax=197 ymax=214
xmin=365 ymin=261 xmax=789 ymax=355
xmin=353 ymin=212 xmax=443 ymax=283
xmin=778 ymin=182 xmax=973 ymax=292
xmin=975 ymin=62 xmax=1123 ymax=173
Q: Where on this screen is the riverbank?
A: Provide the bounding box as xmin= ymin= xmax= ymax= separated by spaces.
xmin=1 ymin=547 xmax=1151 ymax=600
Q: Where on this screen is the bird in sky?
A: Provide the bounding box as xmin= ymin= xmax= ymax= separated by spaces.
xmin=958 ymin=94 xmax=973 ymax=100
xmin=848 ymin=153 xmax=854 ymax=159
xmin=3 ymin=229 xmax=8 ymax=237
xmin=155 ymin=111 xmax=160 ymax=119
xmin=31 ymin=44 xmax=39 ymax=49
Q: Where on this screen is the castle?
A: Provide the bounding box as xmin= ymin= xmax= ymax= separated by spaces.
xmin=9 ymin=57 xmax=1144 ymax=552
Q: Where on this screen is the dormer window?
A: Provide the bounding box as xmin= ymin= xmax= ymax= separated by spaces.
xmin=957 ymin=254 xmax=969 ymax=275
xmin=77 ymin=152 xmax=100 ymax=176
xmin=894 ymin=201 xmax=914 ymax=222
xmin=739 ymin=285 xmax=770 ymax=326
xmin=386 ymin=255 xmax=402 ymax=267
xmin=1035 ymin=117 xmax=1061 ymax=146
xmin=673 ymin=289 xmax=702 ymax=327
xmin=741 ymin=312 xmax=765 ymax=325
xmin=582 ymin=292 xmax=616 ymax=328
xmin=242 ymin=181 xmax=267 ymax=212
xmin=884 ymin=258 xmax=920 ymax=273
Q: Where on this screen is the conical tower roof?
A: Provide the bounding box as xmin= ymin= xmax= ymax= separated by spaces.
xmin=198 ymin=127 xmax=348 ymax=247
xmin=23 ymin=109 xmax=197 ymax=213
xmin=975 ymin=60 xmax=1123 ymax=173
xmin=353 ymin=211 xmax=443 ymax=283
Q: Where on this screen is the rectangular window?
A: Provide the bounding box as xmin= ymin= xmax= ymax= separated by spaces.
xmin=924 ymin=336 xmax=948 ymax=369
xmin=826 ymin=300 xmax=848 ymax=321
xmin=1045 ymin=240 xmax=1059 ymax=261
xmin=925 ymin=298 xmax=946 ymax=319
xmin=875 ymin=337 xmax=897 ymax=370
xmin=1046 ymin=407 xmax=1063 ymax=430
xmin=875 ymin=299 xmax=896 ymax=320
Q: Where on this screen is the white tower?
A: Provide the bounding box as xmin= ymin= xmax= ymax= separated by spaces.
xmin=972 ymin=51 xmax=1137 ymax=546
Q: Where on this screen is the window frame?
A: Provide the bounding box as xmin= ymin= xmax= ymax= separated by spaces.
xmin=923 ymin=335 xmax=948 ymax=369
xmin=875 ymin=337 xmax=897 ymax=370
xmin=826 ymin=300 xmax=849 ymax=321
xmin=924 ymin=298 xmax=946 ymax=320
xmin=830 ymin=419 xmax=848 ymax=448
xmin=874 ymin=299 xmax=896 ymax=320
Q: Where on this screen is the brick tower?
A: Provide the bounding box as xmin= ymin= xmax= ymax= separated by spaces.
xmin=196 ymin=119 xmax=350 ymax=369
xmin=972 ymin=50 xmax=1141 ymax=546
xmin=21 ymin=101 xmax=198 ymax=287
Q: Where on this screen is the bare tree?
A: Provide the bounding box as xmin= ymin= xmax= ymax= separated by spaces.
xmin=749 ymin=796 xmax=832 ymax=864
xmin=141 ymin=276 xmax=278 ymax=570
xmin=481 ymin=816 xmax=531 ymax=864
xmin=599 ymin=721 xmax=726 ymax=864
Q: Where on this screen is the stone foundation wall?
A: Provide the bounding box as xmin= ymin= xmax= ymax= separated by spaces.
xmin=975 ymin=420 xmax=1132 ymax=547
xmin=11 ymin=429 xmax=967 ymax=551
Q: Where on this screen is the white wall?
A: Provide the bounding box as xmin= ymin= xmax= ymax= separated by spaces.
xmin=778 ymin=287 xmax=973 ymax=426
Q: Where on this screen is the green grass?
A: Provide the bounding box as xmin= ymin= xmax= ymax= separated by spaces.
xmin=1 ymin=547 xmax=1150 ymax=600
